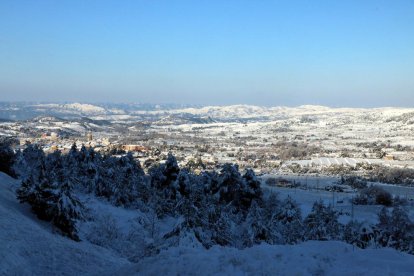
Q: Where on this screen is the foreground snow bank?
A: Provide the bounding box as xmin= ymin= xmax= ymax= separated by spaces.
xmin=111 ymin=240 xmax=414 ymax=276
xmin=0 ymin=173 xmax=129 ymax=275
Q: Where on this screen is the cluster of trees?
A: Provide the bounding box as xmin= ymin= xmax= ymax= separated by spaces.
xmin=0 ymin=137 xmax=17 ymax=177
xmin=14 ymin=144 xmax=84 ymax=240
xmin=3 ymin=142 xmax=414 ymax=255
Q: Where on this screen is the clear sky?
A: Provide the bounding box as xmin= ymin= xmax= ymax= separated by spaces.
xmin=1 ymin=0 xmax=414 ymax=107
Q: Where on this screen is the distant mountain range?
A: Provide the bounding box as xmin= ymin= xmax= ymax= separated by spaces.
xmin=0 ymin=102 xmax=413 ymax=125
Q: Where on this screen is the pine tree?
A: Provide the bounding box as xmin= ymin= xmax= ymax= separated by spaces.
xmin=0 ymin=137 xmax=16 ymax=177
xmin=277 ymin=196 xmax=303 ymax=244
xmin=304 ymin=200 xmax=341 ymax=241
xmin=16 ymin=144 xmax=84 ymax=241
xmin=14 ymin=144 xmax=46 ymax=181
xmin=112 ymin=153 xmax=144 ymax=206
xmin=243 ymin=200 xmax=268 ymax=246
xmin=218 ymin=164 xmax=244 ymax=207
xmin=241 ymin=169 xmax=263 ymax=209
xmin=164 ymin=152 xmax=180 ymax=185
xmin=52 ymin=183 xmax=83 ymax=241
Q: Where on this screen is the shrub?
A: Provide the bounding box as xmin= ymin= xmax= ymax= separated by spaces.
xmin=353 ymin=185 xmax=392 ymax=206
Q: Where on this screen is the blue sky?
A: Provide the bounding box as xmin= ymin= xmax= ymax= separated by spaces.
xmin=1 ymin=0 xmax=413 ymax=107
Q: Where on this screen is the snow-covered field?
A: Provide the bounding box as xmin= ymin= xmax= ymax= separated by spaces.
xmin=2 ymin=172 xmax=414 ymax=275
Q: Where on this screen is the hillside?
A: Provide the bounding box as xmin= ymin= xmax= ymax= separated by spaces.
xmin=0 ymin=172 xmax=129 ymax=275
xmin=1 ymin=172 xmax=414 ymax=275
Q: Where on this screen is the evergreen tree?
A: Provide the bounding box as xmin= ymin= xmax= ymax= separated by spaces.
xmin=0 ymin=137 xmax=16 ymax=177
xmin=304 ymin=200 xmax=341 ymax=241
xmin=276 ymin=196 xmax=303 ymax=244
xmin=52 ymin=183 xmax=83 ymax=240
xmin=45 ymin=150 xmax=65 ymax=187
xmin=112 ymin=153 xmax=144 ymax=206
xmin=218 ymin=164 xmax=244 ymax=207
xmin=243 ymin=200 xmax=268 ymax=246
xmin=14 ymin=144 xmax=45 ymax=181
xmin=241 ymin=169 xmax=263 ymax=209
xmin=164 ymin=152 xmax=180 ymax=185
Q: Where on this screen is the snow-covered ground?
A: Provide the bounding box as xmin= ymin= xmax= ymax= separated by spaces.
xmin=262 ymin=174 xmax=414 ymax=223
xmin=2 ymin=171 xmax=414 ymax=275
xmin=109 ymin=240 xmax=414 ymax=276
xmin=0 ymin=173 xmax=129 ymax=275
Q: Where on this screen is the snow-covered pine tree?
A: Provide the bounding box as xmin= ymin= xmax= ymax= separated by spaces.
xmin=262 ymin=192 xmax=283 ymax=244
xmin=209 ymin=205 xmax=234 ymax=247
xmin=45 ymin=150 xmax=65 ymax=187
xmin=242 ymin=200 xmax=268 ymax=246
xmin=218 ymin=164 xmax=244 ymax=207
xmin=304 ymin=200 xmax=341 ymax=241
xmin=17 ymin=148 xmax=84 ymax=241
xmin=149 ymin=162 xmax=167 ymax=188
xmin=177 ymin=169 xmax=191 ymax=197
xmin=276 ymin=196 xmax=303 ymax=244
xmin=241 ymin=169 xmax=263 ymax=209
xmin=0 ymin=136 xmax=16 ymax=177
xmin=16 ymin=144 xmax=47 ymax=206
xmin=14 ymin=144 xmax=46 ymax=182
xmin=95 ymin=155 xmax=117 ymax=199
xmin=52 ymin=182 xmax=83 ymax=241
xmin=164 ymin=152 xmax=180 ymax=185
xmin=112 ymin=153 xmax=145 ymax=206
xmin=78 ymin=147 xmax=101 ymax=192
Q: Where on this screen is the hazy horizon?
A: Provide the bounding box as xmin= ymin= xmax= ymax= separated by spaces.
xmin=2 ymin=100 xmax=414 ymax=110
xmin=1 ymin=1 xmax=413 ymax=107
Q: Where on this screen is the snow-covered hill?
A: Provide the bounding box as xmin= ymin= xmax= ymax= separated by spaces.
xmin=2 ymin=102 xmax=414 ymax=123
xmin=1 ymin=172 xmax=414 ymax=275
xmin=32 ymin=103 xmax=107 ymax=116
xmin=0 ymin=172 xmax=129 ymax=275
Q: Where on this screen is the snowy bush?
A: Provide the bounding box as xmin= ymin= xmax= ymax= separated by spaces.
xmin=340 ymin=175 xmax=367 ymax=190
xmin=353 ymin=185 xmax=392 ymax=206
xmin=375 ymin=206 xmax=414 ymax=254
xmin=343 ymin=220 xmax=375 ymax=249
xmin=86 ymin=214 xmax=121 ymax=247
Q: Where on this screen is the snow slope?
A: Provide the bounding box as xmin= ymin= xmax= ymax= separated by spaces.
xmin=0 ymin=172 xmax=129 ymax=275
xmin=110 ymin=240 xmax=414 ymax=276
